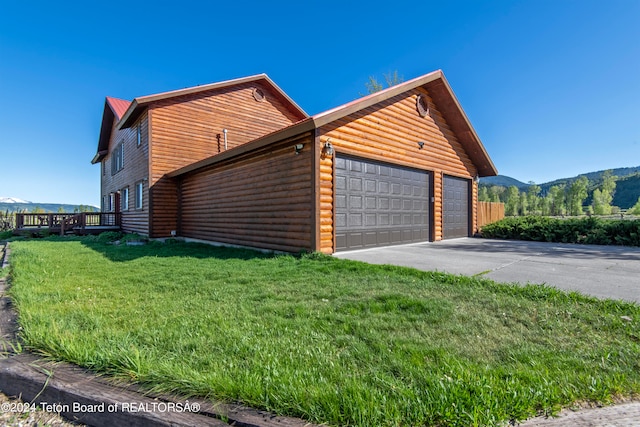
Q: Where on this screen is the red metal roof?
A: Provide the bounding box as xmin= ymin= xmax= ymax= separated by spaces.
xmin=106 ymin=96 xmax=131 ymax=121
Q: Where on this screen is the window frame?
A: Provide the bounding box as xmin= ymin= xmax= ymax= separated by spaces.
xmin=135 ymin=181 xmax=143 ymax=210
xmin=121 ymin=187 xmax=129 ymax=211
xmin=111 ymin=140 xmax=125 ymax=175
xmin=136 ymin=123 xmax=142 ymax=147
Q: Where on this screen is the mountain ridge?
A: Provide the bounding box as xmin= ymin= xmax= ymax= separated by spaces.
xmin=480 ymin=165 xmax=640 ymax=209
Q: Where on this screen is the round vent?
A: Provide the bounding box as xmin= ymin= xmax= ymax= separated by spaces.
xmin=252 ymin=88 xmax=265 ymax=102
xmin=416 ymin=94 xmax=430 ymax=118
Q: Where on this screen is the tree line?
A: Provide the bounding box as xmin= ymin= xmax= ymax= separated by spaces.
xmin=480 ymin=170 xmax=640 ymax=216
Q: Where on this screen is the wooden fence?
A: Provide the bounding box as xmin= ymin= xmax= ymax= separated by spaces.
xmin=478 ymin=202 xmax=505 ymax=229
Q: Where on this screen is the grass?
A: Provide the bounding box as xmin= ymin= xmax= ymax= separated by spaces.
xmin=7 ymin=237 xmax=640 ymax=426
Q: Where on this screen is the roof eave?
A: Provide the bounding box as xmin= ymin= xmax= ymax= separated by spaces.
xmin=425 ymin=75 xmax=498 ymax=177
xmin=91 ymin=150 xmax=108 ymax=165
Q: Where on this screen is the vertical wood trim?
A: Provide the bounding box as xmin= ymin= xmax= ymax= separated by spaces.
xmin=147 ymin=108 xmax=154 ymax=237
xmin=311 ymin=129 xmax=321 ymax=252
xmin=467 ymin=178 xmax=473 ymax=237
xmin=332 ymin=149 xmax=337 ymax=253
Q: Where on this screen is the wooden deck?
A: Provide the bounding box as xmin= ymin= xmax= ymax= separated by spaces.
xmin=14 ymin=213 xmax=121 ymax=236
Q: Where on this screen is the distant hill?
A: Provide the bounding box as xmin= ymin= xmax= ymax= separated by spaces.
xmin=479 ymin=175 xmax=528 ymax=189
xmin=613 ymin=173 xmax=640 ymax=209
xmin=479 ymin=166 xmax=640 ymax=210
xmin=539 ymin=166 xmax=640 ymax=193
xmin=0 ymin=201 xmax=99 ymax=213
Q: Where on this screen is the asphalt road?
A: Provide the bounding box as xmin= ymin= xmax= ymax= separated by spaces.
xmin=334 ymin=238 xmax=640 ymax=303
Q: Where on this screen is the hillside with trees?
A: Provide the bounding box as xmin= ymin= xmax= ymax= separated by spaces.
xmin=480 ymin=167 xmax=640 ymax=216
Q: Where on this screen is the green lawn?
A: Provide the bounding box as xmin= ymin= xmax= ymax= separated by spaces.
xmin=7 ymin=238 xmax=640 ymax=426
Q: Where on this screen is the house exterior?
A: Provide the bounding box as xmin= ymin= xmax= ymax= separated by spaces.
xmin=93 ymin=70 xmax=497 ymax=253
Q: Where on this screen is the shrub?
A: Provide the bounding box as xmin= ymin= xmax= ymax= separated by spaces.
xmin=96 ymin=231 xmax=124 ymax=243
xmin=482 ymin=216 xmax=640 ymax=246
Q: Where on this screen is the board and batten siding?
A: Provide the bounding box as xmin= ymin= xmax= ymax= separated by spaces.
xmin=148 ymin=81 xmax=305 ymax=237
xmin=318 ymin=87 xmax=478 ymax=253
xmin=101 ymin=114 xmax=150 ymax=235
xmin=179 ymin=133 xmax=314 ymax=253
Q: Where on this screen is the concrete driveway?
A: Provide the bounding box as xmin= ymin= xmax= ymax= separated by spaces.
xmin=334 ymin=238 xmax=640 ymax=303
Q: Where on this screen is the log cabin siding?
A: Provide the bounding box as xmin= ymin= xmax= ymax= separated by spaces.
xmin=318 ymin=87 xmax=478 ymax=252
xmin=101 ymin=114 xmax=149 ymax=234
xmin=179 ymin=132 xmax=314 ymax=252
xmin=148 ymin=81 xmax=303 ymax=237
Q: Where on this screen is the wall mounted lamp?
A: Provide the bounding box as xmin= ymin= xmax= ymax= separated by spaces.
xmin=294 ymin=143 xmax=304 ymax=155
xmin=323 ymin=139 xmax=334 ymax=156
xmin=417 ymin=141 xmax=425 ymax=150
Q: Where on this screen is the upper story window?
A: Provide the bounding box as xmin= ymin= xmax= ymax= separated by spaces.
xmin=111 ymin=140 xmax=124 ymax=175
xmin=136 ymin=123 xmax=142 ymax=147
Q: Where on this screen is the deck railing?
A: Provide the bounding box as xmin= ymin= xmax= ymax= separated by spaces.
xmin=15 ymin=212 xmax=121 ymax=235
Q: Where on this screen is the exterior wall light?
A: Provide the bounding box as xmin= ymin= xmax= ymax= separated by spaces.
xmin=294 ymin=143 xmax=304 ymax=155
xmin=417 ymin=141 xmax=425 ymax=150
xmin=323 ymin=139 xmax=334 ymax=156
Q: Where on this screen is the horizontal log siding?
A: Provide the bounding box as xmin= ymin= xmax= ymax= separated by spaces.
xmin=148 ymin=82 xmax=303 ymax=237
xmin=179 ymin=132 xmax=314 ymax=252
xmin=319 ymin=155 xmax=334 ymax=253
xmin=319 ymin=87 xmax=478 ymax=252
xmin=101 ymin=114 xmax=149 ymax=235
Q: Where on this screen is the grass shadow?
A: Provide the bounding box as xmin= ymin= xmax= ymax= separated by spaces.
xmin=38 ymin=236 xmax=282 ymax=263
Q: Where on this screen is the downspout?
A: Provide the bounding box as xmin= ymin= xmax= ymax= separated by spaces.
xmin=223 ymin=129 xmax=228 ymax=151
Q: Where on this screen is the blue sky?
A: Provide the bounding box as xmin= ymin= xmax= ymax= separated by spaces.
xmin=1 ymin=0 xmax=638 ymax=206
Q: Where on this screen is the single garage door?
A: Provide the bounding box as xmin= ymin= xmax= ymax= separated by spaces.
xmin=335 ymin=156 xmax=430 ymax=251
xmin=443 ymin=175 xmax=470 ymax=239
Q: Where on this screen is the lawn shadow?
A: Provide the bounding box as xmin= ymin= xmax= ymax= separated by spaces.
xmin=79 ymin=239 xmax=281 ymax=263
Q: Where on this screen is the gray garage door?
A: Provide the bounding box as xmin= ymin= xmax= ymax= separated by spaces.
xmin=335 ymin=156 xmax=430 ymax=251
xmin=443 ymin=175 xmax=470 ymax=239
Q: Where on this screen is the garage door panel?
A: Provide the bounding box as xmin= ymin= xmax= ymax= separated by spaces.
xmin=443 ymin=175 xmax=470 ymax=239
xmin=336 ymin=155 xmax=430 ymax=251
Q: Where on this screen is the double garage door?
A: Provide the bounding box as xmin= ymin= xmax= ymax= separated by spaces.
xmin=335 ymin=156 xmax=469 ymax=251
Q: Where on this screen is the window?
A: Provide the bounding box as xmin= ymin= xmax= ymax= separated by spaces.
xmin=102 ymin=195 xmax=107 ymax=212
xmin=135 ymin=181 xmax=143 ymax=209
xmin=111 ymin=140 xmax=124 ymax=174
xmin=109 ymin=193 xmax=115 ymax=212
xmin=122 ymin=187 xmax=129 ymax=211
xmin=136 ymin=124 xmax=142 ymax=147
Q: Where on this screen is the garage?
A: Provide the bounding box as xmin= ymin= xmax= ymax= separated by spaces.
xmin=335 ymin=156 xmax=430 ymax=251
xmin=443 ymin=175 xmax=470 ymax=239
